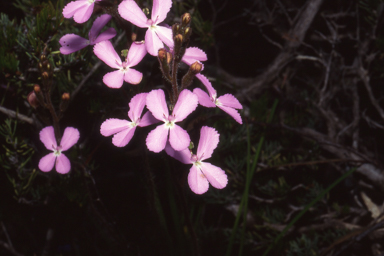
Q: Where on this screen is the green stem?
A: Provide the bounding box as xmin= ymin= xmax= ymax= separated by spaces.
xmin=226 ymin=99 xmax=278 ymax=256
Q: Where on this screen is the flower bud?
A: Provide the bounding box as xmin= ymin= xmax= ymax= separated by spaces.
xmin=131 ymin=33 xmax=137 ymax=42
xmin=184 ymin=27 xmax=192 ymax=41
xmin=181 ymin=13 xmax=191 ymax=27
xmin=175 ymin=34 xmax=183 ymax=43
xmin=166 ymin=52 xmax=172 ymax=64
xmin=158 ymin=48 xmax=167 ymax=62
xmin=27 ymin=91 xmax=39 ymax=108
xmin=188 ymin=141 xmax=194 ymax=151
xmin=121 ymin=49 xmax=129 ymax=58
xmin=190 ymin=61 xmax=203 ymax=74
xmin=60 ymin=92 xmax=70 ymax=112
xmin=42 ymin=72 xmax=49 ymax=79
xmin=172 ymin=23 xmax=180 ymax=37
xmin=33 ymin=84 xmax=45 ymax=105
xmin=158 ymin=48 xmax=171 ymax=80
xmin=181 ymin=62 xmax=202 ymax=89
xmin=34 ymin=84 xmax=41 ymax=93
xmin=173 ymin=34 xmax=183 ymax=57
xmin=143 ymin=8 xmax=150 ymax=16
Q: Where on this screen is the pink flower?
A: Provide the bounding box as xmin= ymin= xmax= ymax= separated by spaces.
xmin=93 ymin=40 xmax=147 ymax=88
xmin=146 ymin=89 xmax=198 ymax=152
xmin=59 ymin=14 xmax=116 ymax=55
xmin=193 ymin=74 xmax=243 ymax=124
xmin=118 ymin=0 xmax=173 ymax=56
xmin=100 ymin=93 xmax=158 ymax=147
xmin=165 ymin=126 xmax=228 ymax=194
xmin=38 ymin=126 xmax=80 ymax=174
xmin=63 ymin=0 xmax=101 ymax=24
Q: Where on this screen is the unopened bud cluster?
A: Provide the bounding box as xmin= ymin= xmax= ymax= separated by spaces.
xmin=172 ymin=13 xmax=193 ymax=61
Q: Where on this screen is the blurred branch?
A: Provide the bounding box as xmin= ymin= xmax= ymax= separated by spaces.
xmin=0 ymin=222 xmax=24 ymax=256
xmin=215 ymin=0 xmax=325 ymax=102
xmin=0 ymin=106 xmax=34 ymax=125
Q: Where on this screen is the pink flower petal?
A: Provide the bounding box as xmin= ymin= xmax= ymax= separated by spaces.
xmin=55 ymin=154 xmax=71 ymax=174
xmin=197 ymin=126 xmax=219 ymax=161
xmin=124 ymin=68 xmax=143 ymax=85
xmin=103 ymin=70 xmax=124 ymax=88
xmin=196 ymin=74 xmax=216 ymax=98
xmin=127 ymin=41 xmax=147 ymax=67
xmin=165 ymin=143 xmax=192 ymax=164
xmin=193 ymin=88 xmax=216 ymax=108
xmin=218 ymin=105 xmax=243 ymax=124
xmin=218 ymin=94 xmax=243 ymax=109
xmin=188 ymin=165 xmax=209 ymax=194
xmin=92 ymin=28 xmax=117 ymax=45
xmin=89 ymin=14 xmax=112 ymax=42
xmin=63 ymin=0 xmax=88 ymax=19
xmin=146 ymin=89 xmax=169 ymax=121
xmin=93 ymin=40 xmax=122 ymax=69
xmin=200 ymin=162 xmax=228 ymax=189
xmin=128 ymin=93 xmax=147 ymax=122
xmin=145 ymin=29 xmax=164 ymax=56
xmin=60 ymin=127 xmax=80 ymax=151
xmin=173 ymin=89 xmax=198 ymax=122
xmin=59 ymin=34 xmax=89 ymax=55
xmin=40 ymin=126 xmax=57 ymax=151
xmin=151 ymin=0 xmax=172 ymax=24
xmin=112 ymin=126 xmax=136 ymax=147
xmin=146 ymin=124 xmax=169 ymax=152
xmin=73 ymin=2 xmax=94 ymax=24
xmin=182 ymin=47 xmax=207 ymax=66
xmin=138 ymin=111 xmax=160 ymax=127
xmin=100 ymin=119 xmax=131 ymax=137
xmin=155 ymin=25 xmax=174 ymax=48
xmin=38 ymin=153 xmax=56 ymax=172
xmin=169 ymin=124 xmax=190 ymax=151
xmin=118 ymin=0 xmax=148 ymax=28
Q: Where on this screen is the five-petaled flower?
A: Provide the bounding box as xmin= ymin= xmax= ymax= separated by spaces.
xmin=63 ymin=0 xmax=101 ymax=24
xmin=60 ymin=14 xmax=117 ymax=55
xmin=193 ymin=74 xmax=243 ymax=124
xmin=38 ymin=126 xmax=80 ymax=174
xmin=165 ymin=126 xmax=228 ymax=194
xmin=118 ymin=0 xmax=173 ymax=56
xmin=94 ymin=40 xmax=147 ymax=88
xmin=146 ymin=89 xmax=198 ymax=152
xmin=100 ymin=93 xmax=158 ymax=147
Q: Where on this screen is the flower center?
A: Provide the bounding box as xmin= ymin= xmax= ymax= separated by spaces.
xmin=164 ymin=114 xmax=175 ymax=128
xmin=53 ymin=145 xmax=62 ymax=156
xmin=88 ymin=0 xmax=95 ymax=3
xmin=120 ymin=61 xmax=130 ymax=72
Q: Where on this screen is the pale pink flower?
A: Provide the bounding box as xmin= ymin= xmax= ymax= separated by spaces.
xmin=146 ymin=89 xmax=198 ymax=152
xmin=59 ymin=14 xmax=116 ymax=55
xmin=63 ymin=0 xmax=101 ymax=24
xmin=181 ymin=47 xmax=207 ymax=67
xmin=193 ymin=74 xmax=243 ymax=124
xmin=165 ymin=126 xmax=228 ymax=194
xmin=38 ymin=126 xmax=80 ymax=174
xmin=93 ymin=40 xmax=147 ymax=88
xmin=100 ymin=93 xmax=158 ymax=147
xmin=118 ymin=0 xmax=173 ymax=56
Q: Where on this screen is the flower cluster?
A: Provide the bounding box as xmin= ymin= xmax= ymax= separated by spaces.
xmin=37 ymin=0 xmax=243 ymax=194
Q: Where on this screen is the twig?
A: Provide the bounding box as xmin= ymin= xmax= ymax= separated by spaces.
xmin=0 ymin=106 xmax=34 ymax=125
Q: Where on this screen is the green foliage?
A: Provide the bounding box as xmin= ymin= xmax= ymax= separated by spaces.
xmin=0 ymin=14 xmax=21 ymax=74
xmin=287 ymin=234 xmax=319 ymax=256
xmin=0 ymin=119 xmax=36 ymax=199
